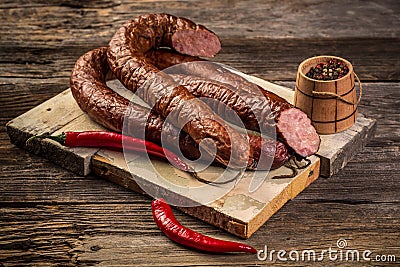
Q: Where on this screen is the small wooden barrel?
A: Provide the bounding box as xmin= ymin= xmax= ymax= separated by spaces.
xmin=294 ymin=55 xmax=361 ymax=134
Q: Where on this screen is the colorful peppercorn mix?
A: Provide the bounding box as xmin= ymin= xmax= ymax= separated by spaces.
xmin=305 ymin=59 xmax=349 ymax=80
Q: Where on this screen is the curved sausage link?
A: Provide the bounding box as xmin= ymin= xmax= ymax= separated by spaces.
xmin=70 ymin=47 xmax=290 ymax=170
xmin=107 ymin=13 xmax=249 ymax=168
xmin=144 ymin=49 xmax=320 ymax=157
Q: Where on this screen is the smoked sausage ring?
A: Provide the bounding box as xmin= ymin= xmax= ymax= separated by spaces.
xmin=107 ymin=13 xmax=251 ymax=168
xmin=145 ymin=48 xmax=320 ymax=157
xmin=70 ymin=47 xmax=290 ymax=170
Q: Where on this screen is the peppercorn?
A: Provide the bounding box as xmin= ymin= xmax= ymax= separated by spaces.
xmin=305 ymin=59 xmax=349 ymax=80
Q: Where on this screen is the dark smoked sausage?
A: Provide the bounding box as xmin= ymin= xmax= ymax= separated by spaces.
xmin=107 ymin=14 xmax=250 ymax=169
xmin=144 ymin=49 xmax=320 ymax=157
xmin=70 ymin=47 xmax=290 ymax=170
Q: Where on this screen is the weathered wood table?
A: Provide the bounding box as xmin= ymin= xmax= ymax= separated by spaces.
xmin=1 ymin=1 xmax=399 ymax=266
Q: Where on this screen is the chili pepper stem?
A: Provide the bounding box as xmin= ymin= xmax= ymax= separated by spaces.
xmin=25 ymin=132 xmax=66 ymax=146
xmin=26 ymin=131 xmax=195 ymax=174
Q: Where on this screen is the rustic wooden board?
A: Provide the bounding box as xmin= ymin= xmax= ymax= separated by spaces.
xmin=5 ymin=88 xmax=320 ymax=237
xmin=5 ymin=87 xmax=320 ymax=238
xmin=5 ymin=76 xmax=373 ymax=237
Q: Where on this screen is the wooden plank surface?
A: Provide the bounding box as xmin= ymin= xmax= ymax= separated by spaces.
xmin=6 ymin=82 xmax=322 ymax=238
xmin=0 ymin=0 xmax=399 ymax=266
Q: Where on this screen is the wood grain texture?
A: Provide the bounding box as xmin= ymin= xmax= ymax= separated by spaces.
xmin=0 ymin=0 xmax=399 ymax=45
xmin=0 ymin=1 xmax=399 ymax=82
xmin=6 ymin=86 xmax=321 ymax=238
xmin=0 ymin=0 xmax=399 ymax=266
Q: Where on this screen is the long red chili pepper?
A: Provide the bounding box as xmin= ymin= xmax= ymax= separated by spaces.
xmin=27 ymin=131 xmax=189 ymax=172
xmin=151 ymin=198 xmax=257 ymax=254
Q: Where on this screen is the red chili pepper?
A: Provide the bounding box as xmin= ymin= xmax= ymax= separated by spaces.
xmin=27 ymin=131 xmax=189 ymax=172
xmin=151 ymin=198 xmax=257 ymax=254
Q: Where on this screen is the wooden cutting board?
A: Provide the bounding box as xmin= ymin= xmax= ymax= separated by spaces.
xmin=6 ymin=76 xmax=375 ymax=238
